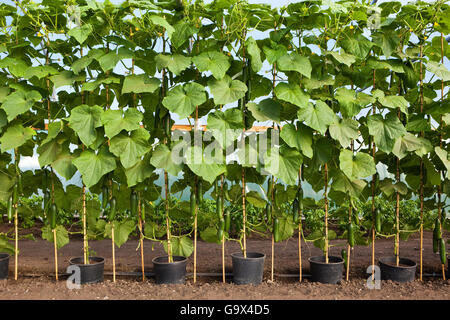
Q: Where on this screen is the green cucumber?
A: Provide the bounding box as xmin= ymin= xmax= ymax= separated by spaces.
xmin=7 ymin=196 xmax=13 ymax=222
xmin=102 ymin=185 xmax=109 ymax=209
xmin=292 ymin=198 xmax=299 ymax=223
xmin=348 ymin=223 xmax=355 ymax=247
xmin=108 ymin=196 xmax=117 ymax=221
xmin=49 ymin=203 xmax=57 ymax=229
xmin=190 ymin=191 xmax=196 ymax=216
xmin=374 ymin=208 xmax=381 ymax=233
xmin=130 ymin=191 xmax=138 ymax=216
xmin=440 ymin=238 xmax=446 ymax=265
xmin=273 ymin=217 xmax=280 ymax=242
xmin=224 ymin=208 xmax=231 ymax=232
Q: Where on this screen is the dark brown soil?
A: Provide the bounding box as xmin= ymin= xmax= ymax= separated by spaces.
xmin=0 ymin=229 xmax=448 ymax=300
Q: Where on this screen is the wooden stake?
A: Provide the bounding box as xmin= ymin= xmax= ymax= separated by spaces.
xmin=298 ymin=224 xmax=302 ymax=282
xmin=138 ymin=197 xmax=145 ymax=282
xmin=222 ymin=234 xmax=225 ymax=284
xmin=164 ymin=170 xmax=172 ymax=263
xmin=111 ymin=224 xmax=116 ymax=282
xmin=271 ymin=233 xmax=274 ymax=282
xmin=419 ymin=43 xmax=424 ymax=281
xmin=53 ymin=228 xmax=58 ymax=281
xmin=82 ymin=185 xmax=88 ymax=265
xmin=193 ymin=196 xmax=198 ymax=283
xmin=346 ymin=244 xmax=351 ymax=281
xmin=324 ymin=163 xmax=329 ymax=264
xmin=14 ymin=204 xmax=18 ymax=280
xmin=442 ymin=264 xmax=446 ymax=281
xmin=242 ymin=167 xmax=247 ymax=258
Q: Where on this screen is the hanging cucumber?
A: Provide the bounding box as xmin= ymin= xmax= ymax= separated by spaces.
xmin=12 ymin=183 xmax=18 ymax=205
xmin=374 ymin=208 xmax=381 ymax=233
xmin=292 ymin=198 xmax=299 ymax=223
xmin=224 ymin=208 xmax=231 ymax=232
xmin=348 ymin=223 xmax=355 ymax=247
xmin=341 ymin=249 xmax=348 ymax=270
xmin=265 ymin=203 xmax=272 ymax=225
xmin=196 ymin=180 xmax=203 ymax=204
xmin=216 ymin=195 xmax=223 ymax=219
xmin=267 ymin=179 xmax=273 ymax=200
xmin=434 ymin=237 xmax=440 ymax=254
xmin=190 ymin=191 xmax=196 ymax=216
xmin=42 ymin=169 xmax=48 ymax=191
xmin=440 ymin=238 xmax=447 ymax=265
xmin=141 ymin=201 xmax=146 ymax=222
xmin=49 ymin=203 xmax=57 ymax=229
xmin=217 ymin=218 xmax=225 ymax=239
xmin=224 ymin=182 xmax=230 ymax=202
xmin=102 ymin=185 xmax=109 ymax=209
xmin=273 ymin=217 xmax=280 ymax=242
xmin=108 ymin=196 xmax=117 ymax=222
xmin=130 ymin=191 xmax=138 ymax=217
xmin=7 ymin=196 xmax=13 ymax=223
xmin=43 ymin=191 xmax=50 ymax=214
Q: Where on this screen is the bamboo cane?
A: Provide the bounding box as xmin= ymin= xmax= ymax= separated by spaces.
xmin=53 ymin=228 xmax=58 ymax=281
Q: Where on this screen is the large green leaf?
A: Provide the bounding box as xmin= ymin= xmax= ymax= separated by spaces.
xmin=392 ymin=133 xmax=426 ymax=160
xmin=263 ymin=145 xmax=302 ymax=186
xmin=51 ymin=147 xmax=77 ymax=180
xmin=155 ymin=54 xmax=191 ymax=75
xmin=280 ymin=123 xmax=313 ymax=158
xmin=246 ymin=37 xmax=262 ymax=72
xmin=275 ymin=217 xmax=295 ymax=242
xmin=277 ymin=53 xmax=311 ymax=78
xmin=367 ymin=113 xmax=406 ymax=154
xmin=274 ymin=82 xmax=309 ymax=108
xmin=73 ymin=147 xmax=117 ymax=188
xmin=163 ymin=235 xmax=193 ymax=258
xmin=149 ymin=15 xmax=175 ymax=38
xmin=186 ymin=145 xmax=226 ymax=183
xmin=122 ymin=74 xmax=160 ymax=94
xmin=427 ymin=61 xmax=450 ymax=81
xmin=125 ymin=157 xmax=154 ymax=187
xmin=335 ymin=88 xmax=372 ymax=118
xmin=109 ymin=128 xmax=151 ymax=169
xmin=339 ymin=149 xmax=376 ymax=180
xmin=2 ymin=90 xmax=42 ymax=121
xmin=68 ymin=105 xmax=103 ymax=147
xmin=435 ymin=147 xmax=450 ymax=178
xmin=37 ymin=140 xmax=61 ymax=168
xmin=373 ymin=89 xmax=408 ymax=114
xmin=332 ymin=171 xmax=366 ymax=198
xmin=327 ymin=50 xmax=356 ymax=67
xmin=105 ymin=220 xmax=136 ymax=248
xmin=247 ymin=98 xmax=281 ymax=123
xmin=192 ymin=51 xmax=230 ymax=79
xmin=329 ymin=118 xmax=359 ymax=148
xmin=341 ymin=34 xmax=373 ymax=59
xmin=41 ymin=225 xmax=69 ymax=249
xmin=101 ymin=108 xmax=143 ymax=139
xmin=297 ymin=101 xmax=336 ymax=134
xmin=0 ymin=124 xmax=36 ymax=152
xmin=67 ymin=24 xmax=93 ymax=44
xmin=150 ymin=144 xmax=183 ymax=177
xmin=207 ymin=108 xmax=244 ymax=148
xmin=162 ymin=82 xmax=207 ymax=119
xmin=24 ymin=65 xmax=58 ymax=79
xmin=171 ymin=22 xmax=198 ymax=49
xmin=208 ymin=75 xmax=247 ymax=105
xmin=372 ymin=30 xmax=400 ymax=57
xmin=49 ymin=71 xmax=83 ymax=89
xmin=263 ymin=43 xmax=287 ymax=65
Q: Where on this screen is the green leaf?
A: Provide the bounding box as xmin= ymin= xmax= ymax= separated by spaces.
xmin=263 ymin=43 xmax=287 ymax=65
xmin=68 ymin=105 xmax=103 ymax=147
xmin=335 ymin=88 xmax=370 ymax=118
xmin=200 ymin=227 xmax=221 ymax=244
xmin=171 ymin=22 xmax=198 ymax=49
xmin=379 ymin=179 xmax=408 ymax=196
xmin=373 ymin=89 xmax=408 ymax=114
xmin=392 ymin=133 xmax=425 ymax=160
xmin=192 ymin=51 xmax=230 ymax=79
xmin=164 ymin=236 xmax=193 ymax=258
xmin=274 ymin=82 xmax=309 ymax=108
xmin=67 ymin=24 xmax=93 ymax=44
xmin=207 ymin=109 xmax=244 ymax=148
xmin=208 ymin=75 xmax=247 ymax=105
xmin=297 ymin=101 xmax=336 ymax=134
xmin=277 ymin=53 xmax=311 ymax=78
xmin=149 ymin=15 xmax=175 ymax=38
xmin=2 ymin=90 xmax=42 ymax=121
xmin=367 ymin=113 xmax=406 ymax=154
xmin=41 ymin=225 xmax=69 ymax=249
xmin=105 ymin=220 xmax=136 ymax=248
xmin=276 ymin=217 xmax=295 ymax=241
xmin=327 ymin=50 xmax=356 ymax=67
xmin=101 ymin=108 xmax=143 ymax=139
xmin=339 ymin=149 xmax=376 ymax=180
xmin=280 ymin=123 xmax=313 ymax=158
xmin=435 ymin=147 xmax=450 ymax=179
xmin=155 ymin=54 xmax=191 ymax=76
xmin=341 ymin=34 xmax=373 ymax=59
xmin=24 ymin=65 xmax=58 ymax=79
xmin=427 ymin=61 xmax=450 ymax=81
xmin=246 ymin=191 xmax=266 ymax=208
xmin=263 ymin=145 xmax=302 ymax=186
xmin=372 ymin=30 xmax=400 ymax=57
xmin=122 ymin=74 xmax=160 ymax=94
xmin=162 ymin=82 xmax=207 ymax=119
xmin=247 ymin=98 xmax=281 ymax=123
xmin=73 ymin=147 xmax=117 ymax=188
xmin=329 ymin=118 xmax=359 ymax=148
xmin=0 ymin=124 xmax=36 ymax=152
xmin=186 ymin=145 xmax=226 ymax=184
xmin=246 ymin=37 xmax=262 ymax=72
xmin=125 ymin=157 xmax=154 ymax=187
xmin=109 ymin=128 xmax=151 ymax=169
xmin=332 ymin=171 xmax=366 ymax=198
xmin=150 ymin=144 xmax=183 ymax=177
xmin=37 ymin=140 xmax=61 ymax=168
xmin=71 ymin=49 xmax=104 ymax=74
xmin=51 ymin=147 xmax=77 ymax=180
xmin=49 ymin=71 xmax=83 ymax=89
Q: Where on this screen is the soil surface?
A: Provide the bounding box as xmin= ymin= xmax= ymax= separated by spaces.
xmin=0 ymin=229 xmax=448 ymax=300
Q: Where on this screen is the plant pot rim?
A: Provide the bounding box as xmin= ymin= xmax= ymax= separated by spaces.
xmin=152 ymin=255 xmax=187 ymax=265
xmin=379 ymin=256 xmax=417 ymax=269
xmin=231 ymin=252 xmax=266 ymax=260
xmin=308 ymin=255 xmax=344 ymax=265
xmin=0 ymin=253 xmax=10 ymax=261
xmin=69 ymin=256 xmax=105 ymax=266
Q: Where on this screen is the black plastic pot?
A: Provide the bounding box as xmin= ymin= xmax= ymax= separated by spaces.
xmin=152 ymin=256 xmax=187 ymax=284
xmin=379 ymin=256 xmax=416 ymax=282
xmin=308 ymin=256 xmax=344 ymax=284
xmin=0 ymin=253 xmax=9 ymax=280
xmin=231 ymin=252 xmax=265 ymax=285
xmin=69 ymin=257 xmax=105 ymax=284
